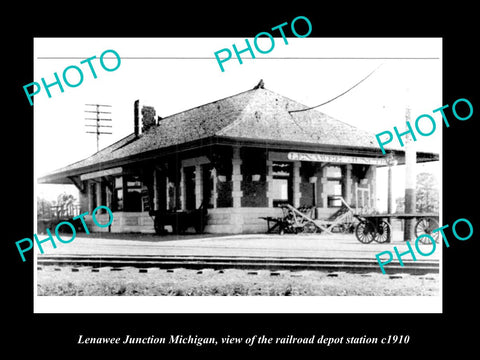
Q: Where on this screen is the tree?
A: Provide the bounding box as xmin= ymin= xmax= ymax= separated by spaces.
xmin=37 ymin=197 xmax=53 ymax=219
xmin=416 ymin=172 xmax=439 ymax=213
xmin=54 ymin=192 xmax=77 ymax=217
xmin=394 ymin=172 xmax=439 ymax=213
xmin=38 ymin=192 xmax=77 ymax=219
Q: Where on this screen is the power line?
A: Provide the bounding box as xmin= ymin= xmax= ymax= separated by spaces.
xmin=288 ymin=64 xmax=383 ymax=114
xmin=285 ymin=64 xmax=383 ymax=142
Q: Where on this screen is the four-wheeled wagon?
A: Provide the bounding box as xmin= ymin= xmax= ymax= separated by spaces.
xmin=353 ymin=213 xmax=439 ymax=244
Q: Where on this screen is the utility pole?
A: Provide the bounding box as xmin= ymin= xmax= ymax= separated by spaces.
xmin=386 ymin=151 xmax=397 ymax=215
xmin=404 ymin=107 xmax=417 ymax=241
xmin=85 ymin=104 xmax=112 ymax=152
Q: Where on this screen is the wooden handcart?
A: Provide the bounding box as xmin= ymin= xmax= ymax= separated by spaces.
xmin=260 ymin=196 xmax=355 ymax=235
xmin=259 ymin=205 xmax=316 ymax=234
xmin=353 ymin=213 xmax=439 ymax=244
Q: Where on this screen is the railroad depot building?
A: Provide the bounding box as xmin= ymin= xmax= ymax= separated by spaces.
xmin=38 ymin=82 xmax=438 ymax=234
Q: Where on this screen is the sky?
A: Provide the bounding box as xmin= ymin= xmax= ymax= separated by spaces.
xmin=34 ymin=37 xmax=442 ymax=210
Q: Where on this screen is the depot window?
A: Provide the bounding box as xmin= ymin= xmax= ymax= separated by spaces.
xmin=325 ymin=165 xmax=343 ymax=207
xmin=113 ymin=175 xmax=148 ymax=212
xmin=272 ymin=162 xmax=292 ymax=207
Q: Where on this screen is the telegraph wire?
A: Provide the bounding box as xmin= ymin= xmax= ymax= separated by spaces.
xmin=286 ymin=64 xmax=383 ymax=142
xmin=288 ymin=63 xmax=383 ymax=114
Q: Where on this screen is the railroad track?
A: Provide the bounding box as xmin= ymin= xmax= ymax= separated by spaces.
xmin=37 ymin=254 xmax=439 ymax=275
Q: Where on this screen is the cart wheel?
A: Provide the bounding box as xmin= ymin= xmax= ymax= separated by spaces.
xmin=342 ymin=223 xmax=354 ymax=234
xmin=302 ymin=221 xmax=319 ymax=233
xmin=375 ymin=220 xmax=391 ymax=243
xmin=415 ymin=218 xmax=440 ymax=243
xmin=355 ymin=220 xmax=376 ymax=244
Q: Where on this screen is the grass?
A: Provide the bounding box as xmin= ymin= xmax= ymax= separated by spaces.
xmin=36 ymin=266 xmax=439 ymax=296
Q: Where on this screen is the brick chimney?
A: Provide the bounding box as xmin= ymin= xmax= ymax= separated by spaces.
xmin=134 ymin=100 xmax=140 ymax=138
xmin=141 ymin=105 xmax=157 ymax=133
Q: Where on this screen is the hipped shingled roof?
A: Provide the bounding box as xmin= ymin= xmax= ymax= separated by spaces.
xmin=39 ymin=84 xmax=430 ymax=184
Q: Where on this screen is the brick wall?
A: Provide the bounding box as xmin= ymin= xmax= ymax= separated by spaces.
xmin=81 ymin=212 xmax=155 ymax=233
xmin=205 ymin=207 xmax=282 ymax=233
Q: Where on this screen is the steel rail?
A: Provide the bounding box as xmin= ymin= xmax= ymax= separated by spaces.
xmin=37 ymin=254 xmax=439 ymax=275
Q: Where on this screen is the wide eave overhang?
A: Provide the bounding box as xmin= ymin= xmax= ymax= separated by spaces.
xmin=38 ymin=135 xmax=439 ymax=185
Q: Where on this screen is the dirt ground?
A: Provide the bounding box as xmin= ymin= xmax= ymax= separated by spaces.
xmin=36 ymin=265 xmax=439 ymax=296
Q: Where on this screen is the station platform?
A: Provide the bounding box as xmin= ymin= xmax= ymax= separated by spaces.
xmin=36 ymin=230 xmax=441 ymax=263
